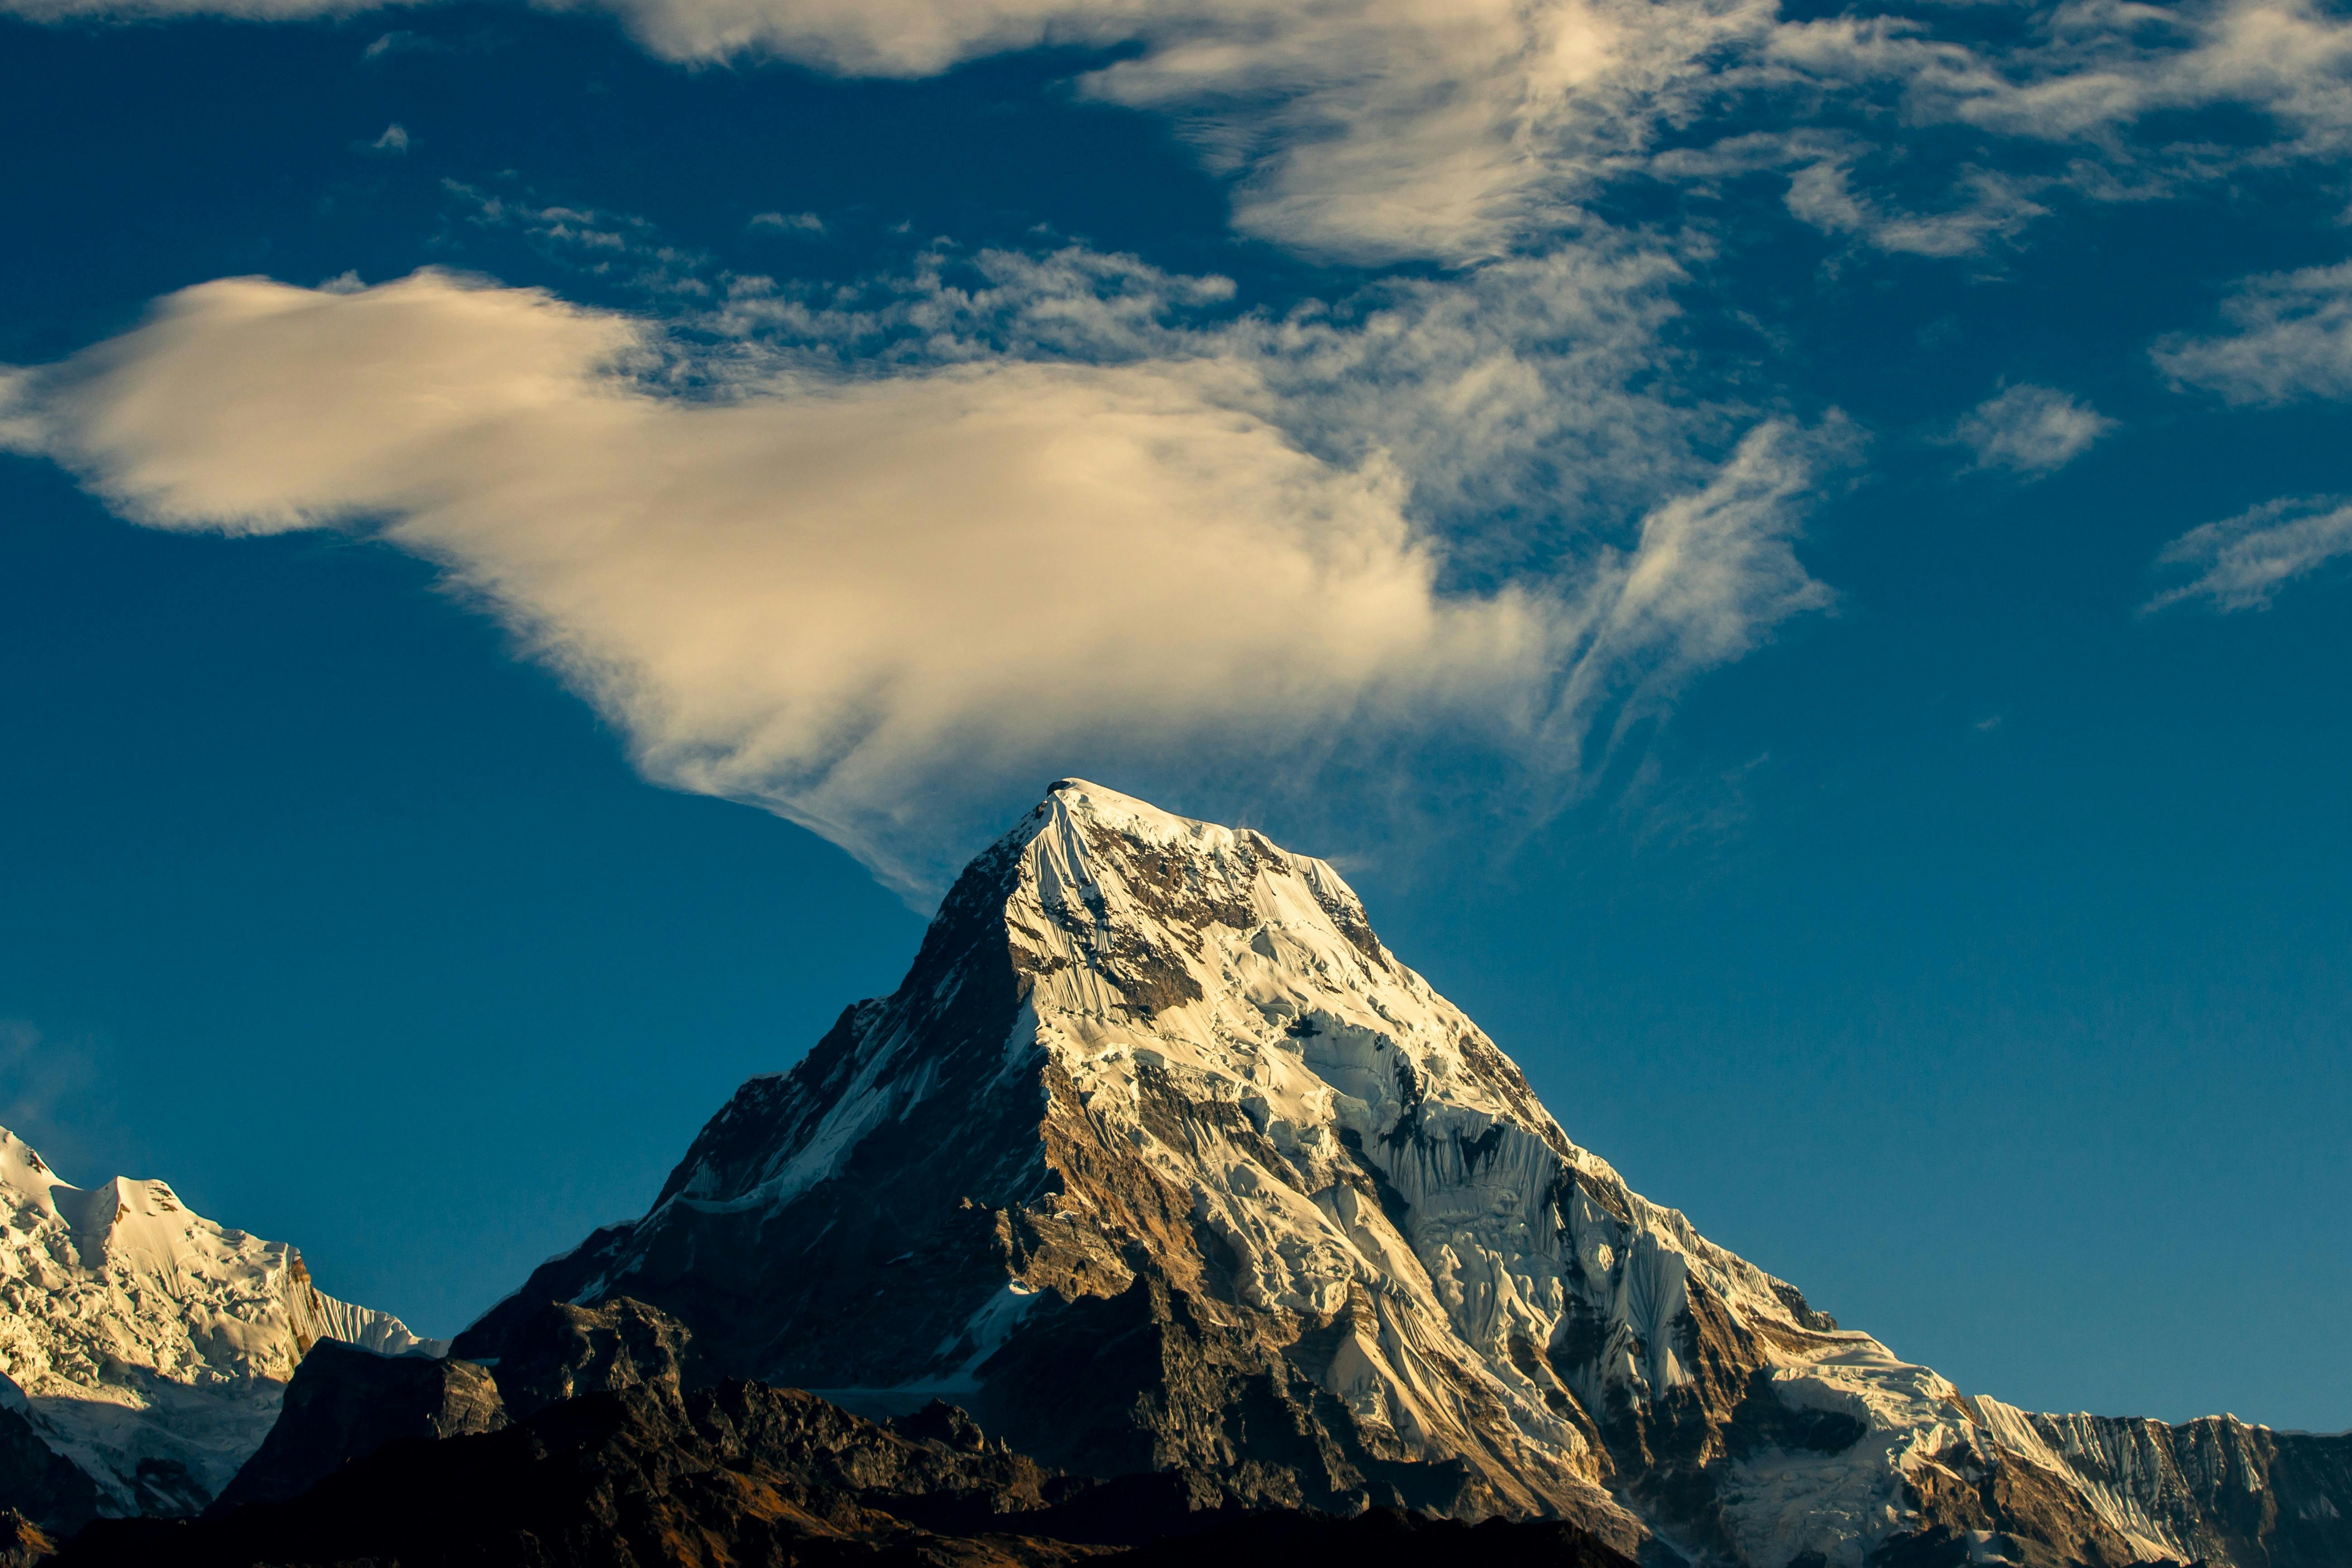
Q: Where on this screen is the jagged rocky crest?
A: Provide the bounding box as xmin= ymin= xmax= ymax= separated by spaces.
xmin=54 ymin=1368 xmax=1641 ymax=1568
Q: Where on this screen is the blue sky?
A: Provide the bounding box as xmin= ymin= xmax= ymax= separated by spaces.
xmin=1 ymin=0 xmax=2348 ymax=1430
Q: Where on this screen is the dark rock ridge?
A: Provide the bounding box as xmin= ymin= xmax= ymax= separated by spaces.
xmin=48 ymin=1376 xmax=1645 ymax=1568
xmin=485 ymin=1295 xmax=709 ymax=1420
xmin=452 ymin=780 xmax=2347 ymax=1568
xmin=0 ymin=1413 xmax=97 ymax=1539
xmin=205 ymin=1295 xmax=703 ymax=1518
xmin=204 ymin=1339 xmax=507 ymax=1514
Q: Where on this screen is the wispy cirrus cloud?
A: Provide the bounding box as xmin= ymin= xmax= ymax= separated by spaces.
xmin=2155 ymin=260 xmax=2352 ymax=405
xmin=566 ymin=0 xmax=2352 ymax=262
xmin=1767 ymin=0 xmax=2352 ymax=155
xmin=14 ymin=0 xmax=2352 ymax=266
xmin=0 ymin=269 xmax=1841 ymax=896
xmin=1950 ymin=383 xmax=2117 ymax=477
xmin=467 ymin=184 xmax=1750 ymax=576
xmin=2145 ymin=494 xmax=2352 ymax=613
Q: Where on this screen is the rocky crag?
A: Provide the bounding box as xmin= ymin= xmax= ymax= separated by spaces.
xmin=208 ymin=1294 xmax=702 ymax=1514
xmin=0 ymin=1126 xmax=442 ymax=1523
xmin=455 ymin=780 xmax=2352 ymax=1567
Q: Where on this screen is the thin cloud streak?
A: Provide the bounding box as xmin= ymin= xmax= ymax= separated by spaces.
xmin=2 ymin=270 xmax=1839 ymax=897
xmin=2156 ymin=260 xmax=2352 ymax=405
xmin=2145 ymin=494 xmax=2352 ymax=614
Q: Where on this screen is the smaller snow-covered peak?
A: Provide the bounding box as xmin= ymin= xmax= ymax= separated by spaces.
xmin=0 ymin=1125 xmax=68 ymax=1210
xmin=0 ymin=1122 xmax=443 ymax=1517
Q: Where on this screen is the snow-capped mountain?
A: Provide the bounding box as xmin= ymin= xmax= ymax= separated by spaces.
xmin=0 ymin=1126 xmax=442 ymax=1519
xmin=461 ymin=780 xmax=2350 ymax=1567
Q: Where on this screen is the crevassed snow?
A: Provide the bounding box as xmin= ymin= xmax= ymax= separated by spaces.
xmin=0 ymin=1126 xmax=443 ymax=1515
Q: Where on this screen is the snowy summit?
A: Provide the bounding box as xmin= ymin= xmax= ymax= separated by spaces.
xmin=461 ymin=780 xmax=2346 ymax=1567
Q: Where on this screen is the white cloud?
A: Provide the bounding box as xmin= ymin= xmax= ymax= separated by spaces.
xmin=552 ymin=0 xmax=1770 ymax=263
xmin=442 ymin=179 xmax=715 ymax=297
xmin=5 ymin=270 xmax=1836 ymax=895
xmin=707 ymin=237 xmax=1723 ymax=570
xmin=749 ymin=210 xmax=826 ymax=234
xmin=1647 ymin=131 xmax=2055 ymax=257
xmin=10 ymin=0 xmax=2352 ymax=265
xmin=2144 ymin=494 xmax=2352 ymax=613
xmin=367 ymin=122 xmax=411 ymax=154
xmin=1950 ymin=383 xmax=2117 ymax=476
xmin=2154 ymin=260 xmax=2352 ymax=404
xmin=560 ymin=0 xmax=2352 ymax=262
xmin=1075 ymin=0 xmax=1776 ymax=263
xmin=0 ymin=0 xmax=1741 ymax=261
xmin=363 ymin=28 xmax=442 ymax=56
xmin=1771 ymin=0 xmax=2352 ymax=158
xmin=1781 ymin=159 xmax=2048 ymax=257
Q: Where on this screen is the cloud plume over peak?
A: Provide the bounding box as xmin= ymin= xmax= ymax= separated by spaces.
xmin=5 ymin=269 xmax=1837 ymax=895
xmin=0 ymin=270 xmax=1834 ymax=893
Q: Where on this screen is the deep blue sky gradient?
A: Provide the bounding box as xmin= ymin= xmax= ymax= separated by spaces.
xmin=1 ymin=6 xmax=2347 ymax=1431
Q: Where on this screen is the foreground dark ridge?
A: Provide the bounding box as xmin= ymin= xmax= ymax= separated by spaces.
xmin=449 ymin=781 xmax=2349 ymax=1567
xmin=51 ymin=1374 xmax=1640 ymax=1568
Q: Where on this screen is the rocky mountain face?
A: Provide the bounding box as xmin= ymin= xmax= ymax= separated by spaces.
xmin=458 ymin=780 xmax=2350 ymax=1568
xmin=0 ymin=1126 xmax=442 ymax=1524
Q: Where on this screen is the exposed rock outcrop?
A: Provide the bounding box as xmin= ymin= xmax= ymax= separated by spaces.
xmin=205 ymin=1338 xmax=506 ymax=1515
xmin=0 ymin=1509 xmax=53 ymax=1568
xmin=484 ymin=1295 xmax=706 ymax=1421
xmin=206 ymin=1293 xmax=709 ymax=1521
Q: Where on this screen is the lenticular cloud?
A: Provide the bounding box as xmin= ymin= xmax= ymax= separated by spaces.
xmin=2 ymin=269 xmax=1828 ymax=895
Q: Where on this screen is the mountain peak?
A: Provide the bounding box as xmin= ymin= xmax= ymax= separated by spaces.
xmin=1003 ymin=777 xmax=1389 ymax=1025
xmin=460 ymin=784 xmax=2352 ymax=1568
